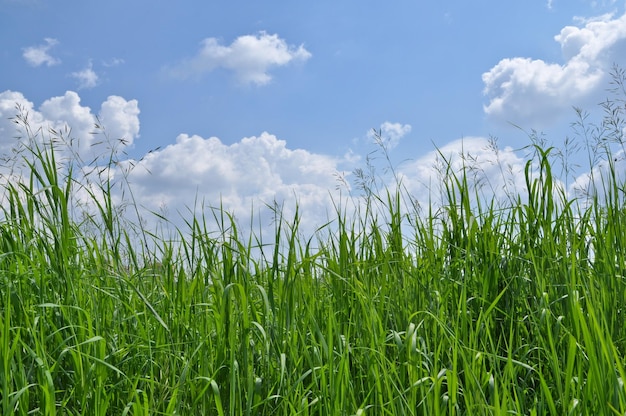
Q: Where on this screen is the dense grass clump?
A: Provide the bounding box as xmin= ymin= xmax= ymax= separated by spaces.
xmin=2 ymin=82 xmax=626 ymax=414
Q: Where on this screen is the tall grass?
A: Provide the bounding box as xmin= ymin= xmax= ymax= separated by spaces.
xmin=2 ymin=78 xmax=626 ymax=414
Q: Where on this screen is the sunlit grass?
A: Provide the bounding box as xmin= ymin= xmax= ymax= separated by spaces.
xmin=2 ymin=71 xmax=626 ymax=414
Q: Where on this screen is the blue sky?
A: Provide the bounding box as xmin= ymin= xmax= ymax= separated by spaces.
xmin=1 ymin=0 xmax=626 ymax=235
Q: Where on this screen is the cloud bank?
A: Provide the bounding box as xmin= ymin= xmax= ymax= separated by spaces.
xmin=168 ymin=31 xmax=312 ymax=85
xmin=2 ymin=90 xmax=608 ymax=242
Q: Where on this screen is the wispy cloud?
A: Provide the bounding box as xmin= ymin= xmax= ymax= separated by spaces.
xmin=22 ymin=37 xmax=60 ymax=67
xmin=70 ymin=62 xmax=99 ymax=89
xmin=590 ymin=0 xmax=618 ymax=8
xmin=102 ymin=58 xmax=125 ymax=67
xmin=167 ymin=31 xmax=312 ymax=85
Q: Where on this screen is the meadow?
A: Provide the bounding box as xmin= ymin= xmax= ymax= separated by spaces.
xmin=2 ymin=73 xmax=626 ymax=415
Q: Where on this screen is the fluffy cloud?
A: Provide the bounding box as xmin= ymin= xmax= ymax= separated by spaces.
xmin=568 ymin=150 xmax=626 ymax=204
xmin=0 ymin=90 xmax=139 ymax=160
xmin=70 ymin=62 xmax=99 ymax=89
xmin=0 ymin=91 xmax=138 ymax=219
xmin=398 ymin=136 xmax=529 ymax=208
xmin=121 ymin=131 xmax=347 ymax=234
xmin=482 ymin=11 xmax=626 ymax=127
xmin=0 ymin=90 xmax=350 ymax=240
xmin=22 ymin=38 xmax=60 ymax=67
xmin=168 ymin=31 xmax=312 ymax=85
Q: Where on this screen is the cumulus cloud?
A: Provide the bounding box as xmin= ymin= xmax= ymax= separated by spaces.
xmin=22 ymin=38 xmax=60 ymax=67
xmin=70 ymin=62 xmax=99 ymax=89
xmin=168 ymin=31 xmax=312 ymax=85
xmin=121 ymin=131 xmax=348 ymax=234
xmin=482 ymin=11 xmax=626 ymax=127
xmin=568 ymin=150 xmax=626 ymax=203
xmin=0 ymin=91 xmax=141 ymax=223
xmin=0 ymin=90 xmax=350 ymax=240
xmin=0 ymin=90 xmax=140 ymax=159
xmin=398 ymin=137 xmax=529 ymax=208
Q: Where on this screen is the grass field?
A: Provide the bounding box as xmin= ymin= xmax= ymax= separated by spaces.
xmin=2 ymin=78 xmax=626 ymax=414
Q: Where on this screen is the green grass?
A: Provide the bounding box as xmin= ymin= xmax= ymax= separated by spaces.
xmin=2 ymin=78 xmax=626 ymax=414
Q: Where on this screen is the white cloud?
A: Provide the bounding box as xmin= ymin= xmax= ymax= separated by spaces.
xmin=590 ymin=0 xmax=618 ymax=8
xmin=98 ymin=95 xmax=141 ymax=145
xmin=0 ymin=90 xmax=40 ymax=155
xmin=0 ymin=91 xmax=141 ymax=221
xmin=70 ymin=62 xmax=99 ymax=89
xmin=0 ymin=90 xmax=348 ymax=241
xmin=168 ymin=31 xmax=312 ymax=85
xmin=22 ymin=38 xmax=60 ymax=67
xmin=568 ymin=150 xmax=626 ymax=203
xmin=0 ymin=90 xmax=139 ymax=159
xmin=482 ymin=11 xmax=626 ymax=127
xmin=102 ymin=58 xmax=124 ymax=67
xmin=368 ymin=122 xmax=412 ymax=150
xmin=121 ymin=131 xmax=347 ymax=234
xmin=397 ymin=136 xmax=529 ymax=208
